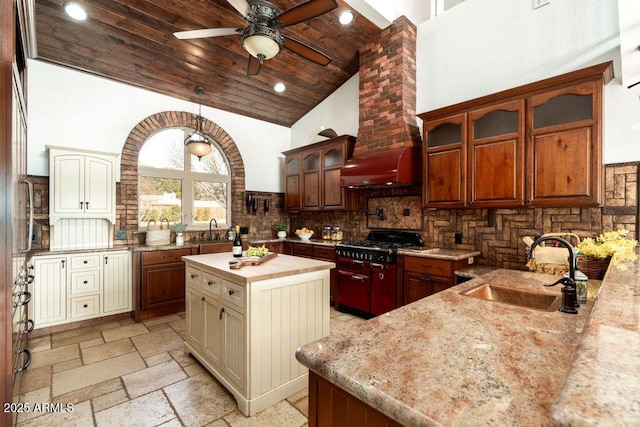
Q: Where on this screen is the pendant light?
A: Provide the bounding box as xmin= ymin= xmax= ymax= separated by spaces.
xmin=184 ymin=86 xmax=213 ymax=160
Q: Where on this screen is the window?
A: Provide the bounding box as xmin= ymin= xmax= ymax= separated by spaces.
xmin=138 ymin=127 xmax=230 ymax=229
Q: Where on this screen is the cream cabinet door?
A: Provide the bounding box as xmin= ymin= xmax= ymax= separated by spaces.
xmin=203 ymin=295 xmax=222 ymax=368
xmin=222 ymin=305 xmax=245 ymax=389
xmin=33 ymin=256 xmax=68 ymax=328
xmin=84 ymin=155 xmax=114 ymax=215
xmin=102 ymin=251 xmax=131 ymax=313
xmin=53 ymin=154 xmax=84 ymax=215
xmin=186 ymin=284 xmax=205 ymax=352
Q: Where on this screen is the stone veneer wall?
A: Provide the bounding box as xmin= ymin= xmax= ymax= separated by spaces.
xmin=356 ymin=16 xmax=421 ymax=156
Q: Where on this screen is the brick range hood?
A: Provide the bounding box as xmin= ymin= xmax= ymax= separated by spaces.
xmin=340 ymin=16 xmax=422 ymax=189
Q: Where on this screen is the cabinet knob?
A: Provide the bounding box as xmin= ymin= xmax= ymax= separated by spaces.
xmin=201 ymin=296 xmax=205 ymax=301
xmin=83 ymin=304 xmax=88 ymax=308
xmin=228 ymin=290 xmax=235 ymax=296
xmin=191 ymin=274 xmax=198 ymax=279
xmin=83 ymin=280 xmax=88 ymax=284
xmin=207 ymin=281 xmax=214 ymax=286
xmin=83 ymin=260 xmax=88 ymax=264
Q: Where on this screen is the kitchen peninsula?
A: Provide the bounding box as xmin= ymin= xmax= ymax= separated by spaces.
xmin=296 ymin=255 xmax=640 ymax=426
xmin=182 ymin=252 xmax=334 ymax=416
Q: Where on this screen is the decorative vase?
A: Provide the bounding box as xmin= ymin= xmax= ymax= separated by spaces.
xmin=176 ymin=232 xmax=184 ymax=246
xmin=277 ymin=231 xmax=287 ymax=239
xmin=577 ymin=256 xmax=611 ymax=280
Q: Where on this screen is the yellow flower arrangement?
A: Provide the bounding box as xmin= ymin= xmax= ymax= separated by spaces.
xmin=576 ymin=229 xmax=638 ymax=267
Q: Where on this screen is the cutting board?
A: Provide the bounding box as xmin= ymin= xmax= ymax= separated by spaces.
xmin=229 ymin=252 xmax=278 ymax=269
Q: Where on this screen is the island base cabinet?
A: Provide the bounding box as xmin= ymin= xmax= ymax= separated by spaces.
xmin=184 ymin=259 xmax=330 ymax=417
xmin=308 ymin=371 xmax=402 ymax=427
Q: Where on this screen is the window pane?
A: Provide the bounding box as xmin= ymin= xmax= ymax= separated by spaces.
xmin=191 ymin=147 xmax=229 ymax=175
xmin=193 ymin=180 xmax=227 ymax=227
xmin=139 ymin=128 xmax=185 ymax=170
xmin=139 ymin=176 xmax=182 ymax=227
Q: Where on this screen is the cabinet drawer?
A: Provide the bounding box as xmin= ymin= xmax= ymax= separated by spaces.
xmin=71 ymin=270 xmax=101 ymax=294
xmin=186 ymin=266 xmax=202 ymax=288
xmin=203 ymin=271 xmax=221 ymax=297
xmin=292 ymin=244 xmax=313 ymax=258
xmin=70 ymin=294 xmax=100 ymax=319
xmin=313 ymin=246 xmax=335 ymax=261
xmin=404 ymin=257 xmax=452 ymax=277
xmin=222 ymin=280 xmax=244 ymax=309
xmin=142 ymin=249 xmax=192 ymax=266
xmin=70 ymin=254 xmax=101 ymax=270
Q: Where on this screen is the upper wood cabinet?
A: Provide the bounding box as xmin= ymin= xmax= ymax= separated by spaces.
xmin=283 ymin=135 xmax=355 ymax=212
xmin=419 ymin=61 xmax=613 ymax=209
xmin=48 ymin=146 xmax=119 ymax=223
xmin=527 ymin=81 xmax=602 ymax=206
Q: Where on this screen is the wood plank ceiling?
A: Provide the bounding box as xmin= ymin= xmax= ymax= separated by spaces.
xmin=33 ymin=0 xmax=382 ymax=127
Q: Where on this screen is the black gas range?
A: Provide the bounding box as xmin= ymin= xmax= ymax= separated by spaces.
xmin=335 ymin=231 xmax=423 ymax=317
xmin=335 ymin=231 xmax=424 ymax=263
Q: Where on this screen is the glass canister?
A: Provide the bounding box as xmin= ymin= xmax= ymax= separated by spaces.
xmin=331 ymin=227 xmax=342 ymax=241
xmin=323 ymin=226 xmax=332 ymax=240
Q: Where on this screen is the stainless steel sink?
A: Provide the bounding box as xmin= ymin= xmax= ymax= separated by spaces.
xmin=460 ymin=283 xmax=561 ymax=312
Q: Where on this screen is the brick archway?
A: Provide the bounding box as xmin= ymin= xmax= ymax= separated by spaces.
xmin=118 ymin=111 xmax=245 ymax=240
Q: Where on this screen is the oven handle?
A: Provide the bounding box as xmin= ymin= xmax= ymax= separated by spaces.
xmin=351 ymin=275 xmax=366 ymax=282
xmin=370 ymin=263 xmax=383 ymax=269
xmin=352 ymin=260 xmax=365 ymax=266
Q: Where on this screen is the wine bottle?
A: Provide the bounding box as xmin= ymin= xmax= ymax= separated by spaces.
xmin=232 ymin=225 xmax=242 ymax=257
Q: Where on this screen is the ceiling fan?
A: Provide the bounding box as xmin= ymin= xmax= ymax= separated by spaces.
xmin=174 ymin=0 xmax=339 ymax=76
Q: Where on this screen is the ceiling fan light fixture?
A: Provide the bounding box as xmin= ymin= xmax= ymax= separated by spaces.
xmin=63 ymin=2 xmax=88 ymax=21
xmin=242 ymin=25 xmax=282 ymax=60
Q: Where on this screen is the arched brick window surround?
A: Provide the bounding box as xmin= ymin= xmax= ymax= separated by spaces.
xmin=120 ymin=111 xmax=245 ymax=234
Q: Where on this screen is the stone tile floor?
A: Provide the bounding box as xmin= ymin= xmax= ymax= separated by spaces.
xmin=17 ymin=307 xmax=365 ymax=426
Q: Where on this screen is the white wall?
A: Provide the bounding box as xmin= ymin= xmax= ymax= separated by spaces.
xmin=416 ymin=0 xmax=640 ymax=164
xmin=27 ymin=60 xmax=290 ymax=192
xmin=289 ymin=73 xmax=360 ymax=148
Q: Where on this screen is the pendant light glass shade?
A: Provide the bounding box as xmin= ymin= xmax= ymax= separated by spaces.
xmin=184 ymin=87 xmax=213 ymax=159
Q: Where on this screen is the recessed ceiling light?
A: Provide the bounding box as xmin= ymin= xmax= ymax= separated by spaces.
xmin=274 ymin=82 xmax=286 ymax=93
xmin=339 ymin=10 xmax=354 ymax=25
xmin=64 ymin=2 xmax=88 ymax=21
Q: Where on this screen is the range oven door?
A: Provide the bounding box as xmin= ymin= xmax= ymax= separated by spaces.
xmin=337 ymin=269 xmax=371 ymax=313
xmin=370 ymin=263 xmax=397 ymax=315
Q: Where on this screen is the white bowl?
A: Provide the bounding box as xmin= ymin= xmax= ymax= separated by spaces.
xmin=296 ymin=232 xmax=313 ymax=241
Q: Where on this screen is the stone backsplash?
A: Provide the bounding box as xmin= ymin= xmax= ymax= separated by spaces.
xmin=28 ymin=163 xmax=637 ymax=270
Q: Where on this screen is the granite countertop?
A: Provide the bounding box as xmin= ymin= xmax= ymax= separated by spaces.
xmin=182 ymin=252 xmax=335 ymax=283
xmin=295 ymin=262 xmax=629 ymax=426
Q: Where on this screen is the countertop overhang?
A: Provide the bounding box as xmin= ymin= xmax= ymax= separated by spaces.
xmin=296 ymin=255 xmax=640 ymax=426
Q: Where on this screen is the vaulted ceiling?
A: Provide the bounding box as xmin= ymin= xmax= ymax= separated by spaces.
xmin=33 ymin=0 xmax=382 ymax=127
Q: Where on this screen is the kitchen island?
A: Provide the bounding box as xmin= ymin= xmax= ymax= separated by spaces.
xmin=295 ymin=258 xmax=640 ymax=426
xmin=182 ymin=252 xmax=334 ymax=417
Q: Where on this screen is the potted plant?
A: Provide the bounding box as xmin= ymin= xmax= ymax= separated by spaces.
xmin=170 ymin=223 xmax=187 ymax=246
xmin=576 ymin=229 xmax=637 ymax=279
xmin=274 ymin=224 xmax=288 ymax=239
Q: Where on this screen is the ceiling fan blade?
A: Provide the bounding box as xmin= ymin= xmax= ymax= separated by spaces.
xmin=226 ymin=0 xmax=252 ymax=17
xmin=276 ymin=0 xmax=338 ymax=28
xmin=247 ymin=55 xmax=262 ymax=76
xmin=174 ymin=28 xmax=240 ymax=40
xmin=283 ymin=36 xmax=332 ymax=66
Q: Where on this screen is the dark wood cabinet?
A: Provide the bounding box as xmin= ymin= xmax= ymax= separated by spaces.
xmin=527 ymin=81 xmax=603 ymax=206
xmin=283 ymin=135 xmax=355 ymax=212
xmin=419 ymin=61 xmax=612 ymax=209
xmin=139 ymin=248 xmax=196 ymax=319
xmin=402 ymin=256 xmax=469 ymax=305
xmin=308 ymin=371 xmax=402 ymax=427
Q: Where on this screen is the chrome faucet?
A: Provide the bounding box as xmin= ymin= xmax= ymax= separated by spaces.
xmin=528 ymin=236 xmax=578 ymax=314
xmin=209 ymin=218 xmax=218 ymax=241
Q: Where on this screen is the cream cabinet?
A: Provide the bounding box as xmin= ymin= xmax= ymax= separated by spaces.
xmin=32 ymin=250 xmax=132 ymax=329
xmin=183 ymin=254 xmax=331 ymax=417
xmin=48 ymin=146 xmax=118 ymax=224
